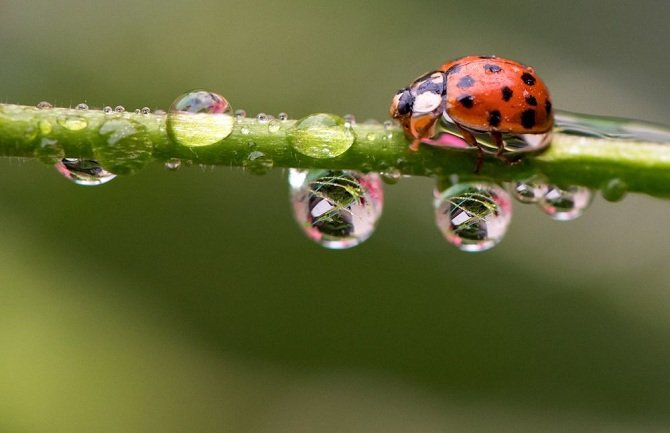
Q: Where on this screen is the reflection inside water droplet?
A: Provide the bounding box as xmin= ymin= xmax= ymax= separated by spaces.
xmin=287 ymin=113 xmax=355 ymax=159
xmin=55 ymin=158 xmax=116 ymax=186
xmin=289 ymin=169 xmax=383 ymax=249
xmin=538 ymin=185 xmax=593 ymax=221
xmin=434 ymin=181 xmax=512 ymax=252
xmin=511 ymin=175 xmax=549 ymax=204
xmin=167 ymin=90 xmax=234 ymax=147
xmin=164 ymin=158 xmax=182 ymax=170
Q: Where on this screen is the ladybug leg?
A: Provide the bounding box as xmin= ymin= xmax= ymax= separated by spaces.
xmin=491 ymin=132 xmax=522 ymax=165
xmin=456 ymin=124 xmax=485 ymax=174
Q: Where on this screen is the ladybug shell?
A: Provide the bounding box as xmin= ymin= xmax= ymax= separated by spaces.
xmin=439 ymin=56 xmax=553 ymax=134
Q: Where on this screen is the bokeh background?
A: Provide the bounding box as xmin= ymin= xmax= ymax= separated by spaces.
xmin=2 ymin=1 xmax=670 ymax=432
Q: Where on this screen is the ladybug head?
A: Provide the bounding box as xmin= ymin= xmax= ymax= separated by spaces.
xmin=390 ymin=88 xmax=414 ymax=119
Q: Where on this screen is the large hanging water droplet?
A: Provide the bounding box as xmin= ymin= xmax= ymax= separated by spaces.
xmin=287 ymin=113 xmax=355 ymax=159
xmin=538 ymin=185 xmax=593 ymax=221
xmin=95 ymin=118 xmax=153 ymax=175
xmin=167 ymin=90 xmax=234 ymax=147
xmin=434 ymin=182 xmax=512 ymax=252
xmin=289 ymin=169 xmax=383 ymax=249
xmin=54 ymin=158 xmax=116 ymax=186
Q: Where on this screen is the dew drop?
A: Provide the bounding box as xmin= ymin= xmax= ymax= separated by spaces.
xmin=115 ymin=105 xmax=125 ymax=113
xmin=134 ymin=109 xmax=141 ymax=114
xmin=243 ymin=150 xmax=274 ymax=175
xmin=141 ymin=107 xmax=151 ymax=115
xmin=164 ymin=158 xmax=182 ymax=171
xmin=366 ymin=132 xmax=377 ymax=141
xmin=289 ymin=169 xmax=383 ymax=249
xmin=256 ymin=112 xmax=269 ymax=123
xmin=343 ymin=114 xmax=356 ymax=126
xmin=241 ymin=126 xmax=250 ymax=135
xmin=602 ymin=178 xmax=627 ymax=202
xmin=167 ymin=90 xmax=234 ymax=147
xmin=57 ymin=115 xmax=88 ymax=131
xmin=287 ymin=113 xmax=355 ymax=159
xmin=268 ymin=119 xmax=281 ymax=133
xmin=538 ymin=185 xmax=593 ymax=221
xmin=76 ymin=103 xmax=88 ymax=110
xmin=379 ymin=169 xmax=402 ymax=185
xmin=234 ymin=109 xmax=247 ymax=121
xmin=434 ymin=182 xmax=512 ymax=252
xmin=278 ymin=112 xmax=289 ymax=121
xmin=38 ymin=119 xmax=53 ymax=135
xmin=511 ymin=175 xmax=549 ymax=204
xmin=55 ymin=158 xmax=116 ymax=186
xmin=103 ymin=106 xmax=113 ymax=114
xmin=95 ymin=118 xmax=153 ymax=174
xmin=37 ymin=101 xmax=53 ymax=110
xmin=383 ymin=120 xmax=394 ymax=140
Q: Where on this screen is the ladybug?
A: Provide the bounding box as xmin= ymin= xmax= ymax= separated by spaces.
xmin=390 ymin=55 xmax=553 ymax=170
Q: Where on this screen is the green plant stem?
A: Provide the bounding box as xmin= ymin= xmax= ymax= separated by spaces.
xmin=1 ymin=103 xmax=670 ymax=198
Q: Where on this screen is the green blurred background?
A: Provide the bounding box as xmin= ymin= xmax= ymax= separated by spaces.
xmin=2 ymin=1 xmax=670 ymax=432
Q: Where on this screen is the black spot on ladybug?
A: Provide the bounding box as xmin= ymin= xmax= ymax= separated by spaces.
xmin=457 ymin=95 xmax=474 ymax=108
xmin=545 ymin=99 xmax=552 ymax=116
xmin=521 ymin=109 xmax=536 ymax=129
xmin=484 ymin=64 xmax=502 ymax=73
xmin=445 ymin=63 xmax=462 ymax=76
xmin=417 ymin=79 xmax=443 ymax=95
xmin=502 ymin=86 xmax=513 ymax=102
xmin=457 ymin=75 xmax=475 ymax=88
xmin=396 ymin=90 xmax=414 ymax=116
xmin=525 ymin=95 xmax=537 ymax=106
xmin=488 ymin=110 xmax=502 ymax=127
xmin=521 ymin=73 xmax=536 ymax=86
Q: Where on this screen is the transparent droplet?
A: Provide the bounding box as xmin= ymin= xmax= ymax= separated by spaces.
xmin=234 ymin=109 xmax=247 ymax=121
xmin=167 ymin=90 xmax=234 ymax=147
xmin=165 ymin=158 xmax=182 ymax=171
xmin=103 ymin=106 xmax=113 ymax=114
xmin=434 ymin=182 xmax=512 ymax=252
xmin=76 ymin=103 xmax=88 ymax=110
xmin=278 ymin=112 xmax=289 ymax=121
xmin=268 ymin=119 xmax=281 ymax=133
xmin=36 ymin=101 xmax=53 ymax=110
xmin=57 ymin=116 xmax=88 ymax=131
xmin=602 ymin=178 xmax=628 ymax=202
xmin=240 ymin=126 xmax=250 ymax=135
xmin=256 ymin=113 xmax=269 ymax=123
xmin=380 ymin=169 xmax=402 ymax=185
xmin=289 ymin=169 xmax=384 ymax=249
xmin=511 ymin=175 xmax=549 ymax=204
xmin=383 ymin=120 xmax=394 ymax=140
xmin=141 ymin=107 xmax=151 ymax=115
xmin=343 ymin=114 xmax=356 ymax=126
xmin=243 ymin=150 xmax=274 ymax=175
xmin=95 ymin=119 xmax=153 ymax=175
xmin=134 ymin=109 xmax=141 ymax=114
xmin=287 ymin=113 xmax=355 ymax=159
xmin=539 ymin=185 xmax=593 ymax=221
xmin=54 ymin=158 xmax=116 ymax=186
xmin=38 ymin=119 xmax=53 ymax=135
xmin=115 ymin=105 xmax=125 ymax=113
xmin=366 ymin=132 xmax=377 ymax=141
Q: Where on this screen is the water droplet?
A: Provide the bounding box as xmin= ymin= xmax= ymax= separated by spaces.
xmin=287 ymin=113 xmax=355 ymax=159
xmin=290 ymin=169 xmax=383 ymax=249
xmin=234 ymin=109 xmax=247 ymax=121
xmin=76 ymin=103 xmax=88 ymax=110
xmin=134 ymin=109 xmax=141 ymax=114
xmin=380 ymin=169 xmax=402 ymax=184
xmin=167 ymin=90 xmax=234 ymax=147
xmin=115 ymin=105 xmax=125 ymax=113
xmin=366 ymin=132 xmax=377 ymax=141
xmin=240 ymin=126 xmax=250 ymax=135
xmin=268 ymin=119 xmax=281 ymax=133
xmin=383 ymin=120 xmax=394 ymax=140
xmin=256 ymin=113 xmax=269 ymax=123
xmin=164 ymin=158 xmax=182 ymax=171
xmin=38 ymin=119 xmax=53 ymax=135
xmin=278 ymin=112 xmax=289 ymax=121
xmin=511 ymin=175 xmax=549 ymax=204
xmin=57 ymin=115 xmax=88 ymax=131
xmin=243 ymin=150 xmax=274 ymax=175
xmin=602 ymin=178 xmax=627 ymax=202
xmin=434 ymin=182 xmax=512 ymax=252
xmin=103 ymin=106 xmax=113 ymax=114
xmin=141 ymin=107 xmax=151 ymax=115
xmin=37 ymin=101 xmax=53 ymax=110
xmin=538 ymin=185 xmax=593 ymax=221
xmin=54 ymin=158 xmax=116 ymax=186
xmin=343 ymin=114 xmax=356 ymax=126
xmin=95 ymin=118 xmax=153 ymax=174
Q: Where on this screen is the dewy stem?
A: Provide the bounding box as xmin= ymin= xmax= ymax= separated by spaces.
xmin=1 ymin=103 xmax=670 ymax=198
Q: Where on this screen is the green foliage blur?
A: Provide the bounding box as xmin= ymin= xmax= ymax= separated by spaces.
xmin=1 ymin=1 xmax=670 ymax=431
